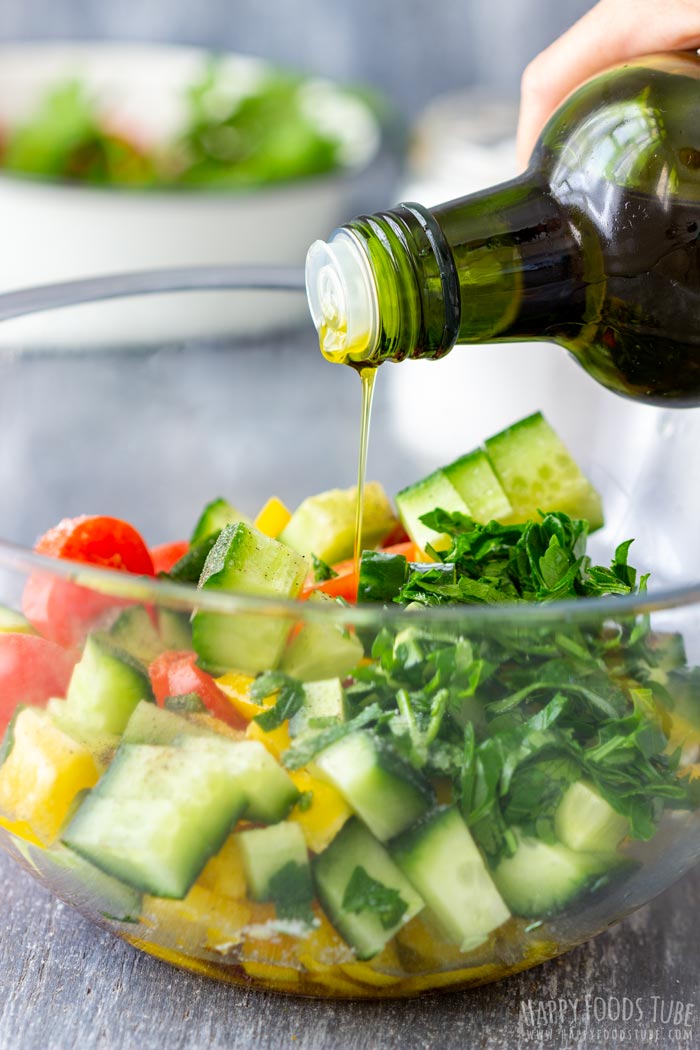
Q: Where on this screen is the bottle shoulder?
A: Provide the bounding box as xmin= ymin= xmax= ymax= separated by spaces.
xmin=536 ymin=52 xmax=700 ymax=208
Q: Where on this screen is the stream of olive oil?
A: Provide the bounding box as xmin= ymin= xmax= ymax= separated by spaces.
xmin=353 ymin=366 xmax=378 ymax=575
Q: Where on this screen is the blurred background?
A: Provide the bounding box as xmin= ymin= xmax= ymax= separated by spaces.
xmin=0 ymin=0 xmax=664 ymax=554
xmin=0 ymin=0 xmax=593 ymax=120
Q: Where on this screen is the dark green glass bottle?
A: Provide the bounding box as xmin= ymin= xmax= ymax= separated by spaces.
xmin=305 ymin=52 xmax=700 ymax=405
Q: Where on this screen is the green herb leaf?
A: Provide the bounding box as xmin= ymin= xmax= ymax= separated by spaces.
xmin=342 ymin=865 xmax=408 ymax=930
xmin=252 ymin=672 xmax=305 ymax=730
xmin=282 ymin=703 xmax=386 ymax=770
xmin=311 ymin=555 xmax=338 ymax=582
xmin=267 ymin=861 xmax=315 ymax=925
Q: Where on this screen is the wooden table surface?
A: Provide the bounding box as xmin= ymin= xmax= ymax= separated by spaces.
xmin=2 ymin=850 xmax=699 ymax=1050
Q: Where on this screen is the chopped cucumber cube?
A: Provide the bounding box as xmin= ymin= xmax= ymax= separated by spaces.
xmin=442 ymin=448 xmax=513 ymax=523
xmin=554 ymin=781 xmax=629 ymax=853
xmin=108 ymin=606 xmax=164 ymax=665
xmin=289 ymin=678 xmax=347 ymax=737
xmin=236 ymin=821 xmax=311 ymax=903
xmin=313 ymin=731 xmax=433 ymax=841
xmin=491 ymin=830 xmax=621 ymax=918
xmin=281 ymin=593 xmax=363 ymax=682
xmin=65 ymin=633 xmax=153 ymax=735
xmin=192 ymin=522 xmax=307 ymax=675
xmin=121 ymin=699 xmax=213 ymax=746
xmin=178 ymin=736 xmax=299 ymax=824
xmin=485 ymin=411 xmax=603 ymax=528
xmin=391 ymin=806 xmax=510 ymax=952
xmin=191 ymin=497 xmax=252 ymax=544
xmin=64 ymin=742 xmax=248 ymax=898
xmin=395 ymin=470 xmax=468 ymax=553
xmin=313 ymin=818 xmax=424 ymax=960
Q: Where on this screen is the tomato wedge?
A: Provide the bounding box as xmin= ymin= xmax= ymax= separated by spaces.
xmin=149 ymin=651 xmax=247 ymax=730
xmin=0 ymin=634 xmax=77 ymax=731
xmin=36 ymin=515 xmax=155 ymax=574
xmin=150 ymin=540 xmax=189 ymax=575
xmin=23 ymin=515 xmax=155 ymax=648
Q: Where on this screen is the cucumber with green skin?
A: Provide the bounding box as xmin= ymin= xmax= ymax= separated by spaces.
xmin=121 ymin=699 xmax=214 ymax=746
xmin=391 ymin=806 xmax=511 ymax=952
xmin=26 ymin=841 xmax=143 ymax=924
xmin=491 ymin=830 xmax=622 ymax=918
xmin=236 ymin=821 xmax=311 ymax=902
xmin=167 ymin=533 xmax=221 ymax=583
xmin=280 ymin=592 xmax=363 ymax=682
xmin=65 ymin=633 xmax=153 ymax=736
xmin=46 ymin=698 xmax=120 ymax=764
xmin=313 ymin=731 xmax=433 ymax=842
xmin=63 ymin=742 xmax=249 ymax=898
xmin=177 ymin=735 xmax=300 ymax=824
xmin=395 ymin=471 xmax=468 ymax=553
xmin=158 ymin=609 xmax=193 ymax=651
xmin=484 ymin=412 xmax=603 ymax=529
xmin=190 ymin=497 xmax=252 ymax=545
xmin=313 ymin=818 xmax=424 ymax=960
xmin=288 ymin=678 xmax=347 ymax=738
xmin=554 ymin=780 xmax=630 ymax=853
xmin=442 ymin=448 xmax=513 ymax=524
xmin=108 ymin=606 xmax=164 ymax=665
xmin=192 ymin=522 xmax=307 ymax=676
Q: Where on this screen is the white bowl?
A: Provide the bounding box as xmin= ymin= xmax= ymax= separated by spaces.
xmin=0 ymin=41 xmax=390 ymax=344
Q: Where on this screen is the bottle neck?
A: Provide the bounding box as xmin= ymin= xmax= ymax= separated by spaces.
xmin=337 ymin=174 xmax=587 ymax=363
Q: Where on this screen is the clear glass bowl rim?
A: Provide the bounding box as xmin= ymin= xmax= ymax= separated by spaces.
xmin=2 ymin=263 xmax=699 ymax=629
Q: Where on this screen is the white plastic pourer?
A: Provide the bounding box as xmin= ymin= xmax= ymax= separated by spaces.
xmin=305 ymin=229 xmax=379 ymax=362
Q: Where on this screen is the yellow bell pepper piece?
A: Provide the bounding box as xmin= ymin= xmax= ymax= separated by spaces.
xmin=254 ymin=497 xmax=292 ymax=539
xmin=294 ymin=907 xmax=353 ymax=970
xmin=196 ymin=833 xmax=247 ymax=899
xmin=215 ymin=671 xmax=270 ymax=723
xmin=288 ymin=769 xmax=351 ymax=853
xmin=245 ymin=719 xmax=291 ymax=760
xmin=0 ymin=814 xmax=45 ymax=848
xmin=0 ymin=708 xmax=100 ymax=844
xmin=142 ymin=885 xmax=251 ymax=953
xmin=401 ymin=962 xmax=502 ymax=993
xmin=240 ymin=903 xmax=301 ymax=984
xmin=341 ymin=941 xmax=402 ymax=987
xmin=241 ymin=959 xmax=301 ymax=985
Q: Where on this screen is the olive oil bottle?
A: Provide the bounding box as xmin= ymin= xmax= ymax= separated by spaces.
xmin=305 ymin=52 xmax=700 ymax=405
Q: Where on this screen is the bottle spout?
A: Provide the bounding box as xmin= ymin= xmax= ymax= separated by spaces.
xmin=305 ymin=230 xmax=379 ymax=364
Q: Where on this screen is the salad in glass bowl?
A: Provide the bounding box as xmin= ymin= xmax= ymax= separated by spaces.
xmin=0 ymin=271 xmax=698 ymax=998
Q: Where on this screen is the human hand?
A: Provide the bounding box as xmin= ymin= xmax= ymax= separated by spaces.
xmin=516 ymin=0 xmax=700 ymax=168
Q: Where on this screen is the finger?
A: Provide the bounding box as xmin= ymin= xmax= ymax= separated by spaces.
xmin=516 ymin=0 xmax=700 ymax=168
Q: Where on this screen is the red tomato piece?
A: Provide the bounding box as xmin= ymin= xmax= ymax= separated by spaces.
xmin=150 ymin=541 xmax=189 ymax=575
xmin=36 ymin=515 xmax=155 ymax=575
xmin=149 ymin=651 xmax=246 ymax=730
xmin=0 ymin=634 xmax=77 ymax=731
xmin=23 ymin=515 xmax=155 ymax=648
xmin=22 ymin=575 xmax=125 ymax=649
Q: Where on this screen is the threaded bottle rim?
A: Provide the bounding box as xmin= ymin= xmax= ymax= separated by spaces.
xmin=305 ymin=229 xmax=379 ymax=364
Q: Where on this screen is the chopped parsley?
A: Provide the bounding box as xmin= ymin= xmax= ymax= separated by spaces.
xmin=342 ymin=866 xmax=408 ymax=930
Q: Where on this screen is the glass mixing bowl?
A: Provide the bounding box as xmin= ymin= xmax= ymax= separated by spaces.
xmin=0 ymin=269 xmax=699 ymax=999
